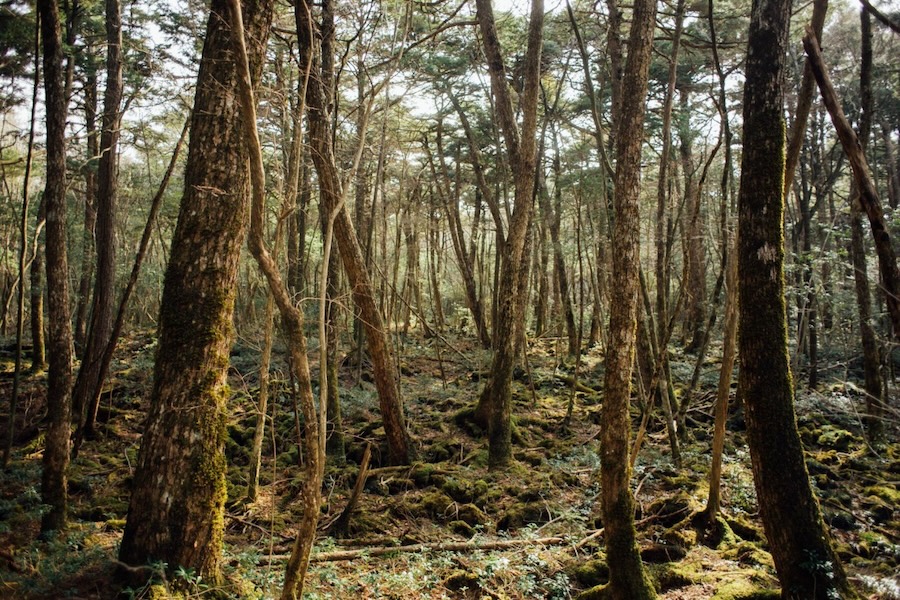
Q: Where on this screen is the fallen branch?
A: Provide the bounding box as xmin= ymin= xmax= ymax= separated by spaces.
xmin=328 ymin=444 xmax=371 ymax=536
xmin=555 ymin=373 xmax=600 ymax=395
xmin=861 ymin=0 xmax=900 ymax=34
xmin=264 ymin=536 xmax=568 ymax=563
xmin=803 ymin=26 xmax=900 ymax=341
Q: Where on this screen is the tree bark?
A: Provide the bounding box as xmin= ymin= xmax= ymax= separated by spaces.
xmin=118 ymin=0 xmax=274 ymax=583
xmin=738 ymin=2 xmax=856 ymax=597
xmin=37 ymin=0 xmax=73 ymax=535
xmin=229 ymin=2 xmax=323 ymax=596
xmin=595 ymin=0 xmax=658 ymax=596
xmin=428 ymin=122 xmax=491 ymax=348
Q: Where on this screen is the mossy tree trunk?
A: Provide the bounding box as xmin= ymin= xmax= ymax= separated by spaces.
xmin=37 ymin=0 xmax=74 ymax=535
xmin=595 ymin=0 xmax=658 ymax=596
xmin=119 ymin=0 xmax=274 ymax=583
xmin=737 ymin=1 xmax=857 ymax=597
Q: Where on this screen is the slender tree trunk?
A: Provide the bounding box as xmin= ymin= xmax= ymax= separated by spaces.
xmin=73 ymin=119 xmax=188 ymax=462
xmin=654 ymin=0 xmax=685 ymax=356
xmin=593 ymin=0 xmax=658 ymax=596
xmin=880 ymin=121 xmax=900 ymax=209
xmin=75 ymin=68 xmax=98 ymax=354
xmin=427 ymin=210 xmax=446 ymax=332
xmin=474 ymin=0 xmax=543 ymax=469
xmin=320 ymin=203 xmax=344 ymax=462
xmin=804 ymin=28 xmax=900 ymax=343
xmin=37 ymin=0 xmax=73 ymax=535
xmin=119 ymin=0 xmax=274 ymax=583
xmin=228 ymin=5 xmax=326 ymax=595
xmin=539 ymin=151 xmax=576 ymax=355
xmin=73 ymin=0 xmax=123 ymax=443
xmin=428 ymin=124 xmax=490 ymax=348
xmin=849 ymin=7 xmax=883 ymax=439
xmin=30 ymin=198 xmax=46 ymax=372
xmin=299 ymin=0 xmax=411 ymax=466
xmin=738 ymin=2 xmax=856 ymax=596
xmin=679 ymin=92 xmax=707 ymax=351
xmin=3 ymin=15 xmax=40 ymax=467
xmin=704 ymin=236 xmax=737 ymax=522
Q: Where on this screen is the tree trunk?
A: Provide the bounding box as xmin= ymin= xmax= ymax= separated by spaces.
xmin=30 ymin=198 xmax=46 ymax=373
xmin=73 ymin=0 xmax=124 ymax=444
xmin=595 ymin=0 xmax=658 ymax=596
xmin=300 ymin=0 xmax=411 ymax=466
xmin=654 ymin=0 xmax=685 ymax=356
xmin=850 ymin=6 xmax=883 ymax=440
xmin=3 ymin=17 xmax=40 ymax=467
xmin=804 ymin=28 xmax=900 ymax=343
xmin=679 ymin=92 xmax=707 ymax=352
xmin=118 ymin=0 xmax=274 ymax=583
xmin=704 ymin=236 xmax=737 ymax=522
xmin=323 ymin=218 xmax=345 ymax=462
xmin=475 ymin=0 xmax=543 ymax=469
xmin=429 ymin=123 xmax=490 ymax=348
xmin=75 ymin=67 xmax=98 ymax=355
xmin=37 ymin=0 xmax=74 ymax=535
xmin=738 ymin=2 xmax=856 ymax=597
xmin=539 ymin=154 xmax=576 ymax=355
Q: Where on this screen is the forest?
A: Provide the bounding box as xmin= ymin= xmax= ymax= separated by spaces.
xmin=0 ymin=0 xmax=899 ymax=598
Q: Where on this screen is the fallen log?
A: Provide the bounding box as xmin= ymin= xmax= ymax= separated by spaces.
xmin=263 ymin=536 xmax=568 ymax=563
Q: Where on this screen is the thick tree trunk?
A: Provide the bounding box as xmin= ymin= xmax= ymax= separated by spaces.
xmin=738 ymin=2 xmax=856 ymax=597
xmin=37 ymin=0 xmax=73 ymax=535
xmin=119 ymin=0 xmax=274 ymax=583
xmin=595 ymin=0 xmax=658 ymax=596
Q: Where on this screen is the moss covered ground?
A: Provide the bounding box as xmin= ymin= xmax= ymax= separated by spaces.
xmin=0 ymin=331 xmax=898 ymax=598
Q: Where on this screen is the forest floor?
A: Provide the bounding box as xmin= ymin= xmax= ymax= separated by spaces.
xmin=1 ymin=329 xmax=899 ymax=599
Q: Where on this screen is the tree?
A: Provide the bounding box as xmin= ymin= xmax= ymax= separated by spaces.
xmin=298 ymin=0 xmax=412 ymax=466
xmin=72 ymin=0 xmax=123 ymax=448
xmin=118 ymin=0 xmax=274 ymax=583
xmin=590 ymin=0 xmax=658 ymax=596
xmin=736 ymin=0 xmax=857 ymax=596
xmin=36 ymin=0 xmax=74 ymax=535
xmin=473 ymin=0 xmax=544 ymax=469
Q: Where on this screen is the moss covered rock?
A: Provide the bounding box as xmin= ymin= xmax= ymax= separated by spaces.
xmin=569 ymin=558 xmax=610 ymax=587
xmin=497 ymin=501 xmax=548 ymax=531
